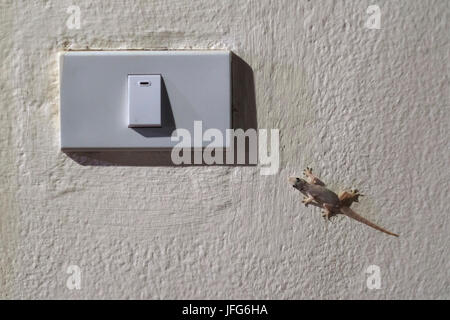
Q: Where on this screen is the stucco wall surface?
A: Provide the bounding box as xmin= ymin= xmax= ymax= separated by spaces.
xmin=0 ymin=0 xmax=448 ymax=299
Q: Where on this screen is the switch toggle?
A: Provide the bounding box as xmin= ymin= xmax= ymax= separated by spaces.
xmin=128 ymin=74 xmax=161 ymax=128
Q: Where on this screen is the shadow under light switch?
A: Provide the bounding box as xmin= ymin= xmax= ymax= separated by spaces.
xmin=128 ymin=74 xmax=161 ymax=128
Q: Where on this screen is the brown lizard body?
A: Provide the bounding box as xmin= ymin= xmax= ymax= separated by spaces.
xmin=289 ymin=168 xmax=399 ymax=237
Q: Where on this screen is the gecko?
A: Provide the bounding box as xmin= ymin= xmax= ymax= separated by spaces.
xmin=288 ymin=168 xmax=399 ymax=237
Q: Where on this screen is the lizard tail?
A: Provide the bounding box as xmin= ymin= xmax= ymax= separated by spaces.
xmin=340 ymin=206 xmax=399 ymax=237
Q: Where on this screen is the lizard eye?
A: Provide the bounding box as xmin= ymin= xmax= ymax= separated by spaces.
xmin=296 ymin=178 xmax=300 ymax=182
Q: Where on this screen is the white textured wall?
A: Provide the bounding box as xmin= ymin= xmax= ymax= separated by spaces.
xmin=0 ymin=0 xmax=448 ymax=299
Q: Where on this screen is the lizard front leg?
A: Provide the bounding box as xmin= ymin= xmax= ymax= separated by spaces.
xmin=299 ymin=194 xmax=322 ymax=209
xmin=303 ymin=167 xmax=326 ymax=186
xmin=301 ymin=195 xmax=315 ymax=207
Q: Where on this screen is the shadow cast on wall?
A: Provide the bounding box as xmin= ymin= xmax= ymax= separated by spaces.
xmin=65 ymin=52 xmax=257 ymax=167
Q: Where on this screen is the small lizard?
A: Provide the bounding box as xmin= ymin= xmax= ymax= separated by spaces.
xmin=289 ymin=167 xmax=399 ymax=237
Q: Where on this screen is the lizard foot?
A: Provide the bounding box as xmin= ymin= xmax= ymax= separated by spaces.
xmin=322 ymin=211 xmax=330 ymax=221
xmin=302 ymin=167 xmax=326 ymax=186
xmin=322 ymin=211 xmax=338 ymax=221
xmin=303 ymin=167 xmax=313 ymax=177
xmin=339 ymin=189 xmax=364 ymax=207
xmin=350 ymin=188 xmax=364 ymax=200
xmin=302 ymin=196 xmax=313 ymax=207
xmin=322 ymin=203 xmax=339 ymax=221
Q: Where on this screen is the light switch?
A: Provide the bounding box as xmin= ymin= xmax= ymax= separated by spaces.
xmin=60 ymin=51 xmax=231 ymax=150
xmin=128 ymin=74 xmax=161 ymax=127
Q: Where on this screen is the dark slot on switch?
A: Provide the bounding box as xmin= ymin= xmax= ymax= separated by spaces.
xmin=139 ymin=81 xmax=151 ymax=86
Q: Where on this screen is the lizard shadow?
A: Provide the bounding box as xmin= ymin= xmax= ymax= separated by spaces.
xmin=65 ymin=52 xmax=257 ymax=167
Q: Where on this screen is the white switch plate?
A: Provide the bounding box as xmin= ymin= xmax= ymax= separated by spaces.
xmin=60 ymin=51 xmax=231 ymax=150
xmin=128 ymin=74 xmax=161 ymax=128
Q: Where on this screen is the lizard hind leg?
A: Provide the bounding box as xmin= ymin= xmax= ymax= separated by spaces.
xmin=321 ymin=209 xmax=337 ymax=221
xmin=339 ymin=189 xmax=364 ymax=207
xmin=321 ymin=210 xmax=331 ymax=221
xmin=322 ymin=203 xmax=339 ymax=221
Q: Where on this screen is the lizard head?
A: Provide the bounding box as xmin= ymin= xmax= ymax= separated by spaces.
xmin=288 ymin=177 xmax=308 ymax=191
